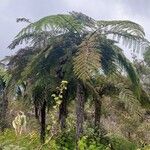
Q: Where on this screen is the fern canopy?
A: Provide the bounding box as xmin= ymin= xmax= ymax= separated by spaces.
xmin=7 ymin=11 xmax=150 ymax=103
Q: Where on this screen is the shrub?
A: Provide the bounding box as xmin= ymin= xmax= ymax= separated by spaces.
xmin=109 ymin=135 xmax=137 ymax=150
xmin=78 ymin=136 xmax=110 ymax=150
xmin=55 ymin=130 xmax=76 ymax=150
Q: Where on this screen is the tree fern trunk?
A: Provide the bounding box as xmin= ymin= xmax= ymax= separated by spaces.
xmin=35 ymin=105 xmax=39 ymax=120
xmin=76 ymin=82 xmax=85 ymax=148
xmin=40 ymin=100 xmax=46 ymax=144
xmin=34 ymin=103 xmax=39 ymax=121
xmin=59 ymin=97 xmax=67 ymax=130
xmin=94 ymin=97 xmax=102 ymax=131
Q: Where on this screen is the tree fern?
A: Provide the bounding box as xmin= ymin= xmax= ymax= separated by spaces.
xmin=6 ymin=12 xmax=150 ymax=144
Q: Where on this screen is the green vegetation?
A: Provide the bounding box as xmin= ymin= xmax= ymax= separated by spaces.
xmin=0 ymin=12 xmax=149 ymax=150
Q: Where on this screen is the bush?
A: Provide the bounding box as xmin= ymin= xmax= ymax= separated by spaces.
xmin=109 ymin=135 xmax=137 ymax=150
xmin=0 ymin=129 xmax=40 ymax=150
xmin=55 ymin=130 xmax=76 ymax=150
xmin=78 ymin=136 xmax=110 ymax=150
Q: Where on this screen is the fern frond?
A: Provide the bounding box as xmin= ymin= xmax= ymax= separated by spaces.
xmin=105 ymin=30 xmax=149 ymax=51
xmin=99 ymin=38 xmax=117 ymax=74
xmin=118 ymin=86 xmax=142 ymax=115
xmin=9 ymin=14 xmax=84 ymax=49
xmin=9 ymin=31 xmax=59 ymax=49
xmin=16 ymin=15 xmax=83 ymax=38
xmin=97 ymin=20 xmax=150 ymax=50
xmin=8 ymin=33 xmax=34 ymax=49
xmin=97 ymin=20 xmax=145 ymax=37
xmin=73 ymin=35 xmax=101 ymax=81
xmin=112 ymin=45 xmax=140 ymax=98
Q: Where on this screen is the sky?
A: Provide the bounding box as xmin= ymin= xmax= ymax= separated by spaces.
xmin=0 ymin=0 xmax=150 ymax=59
